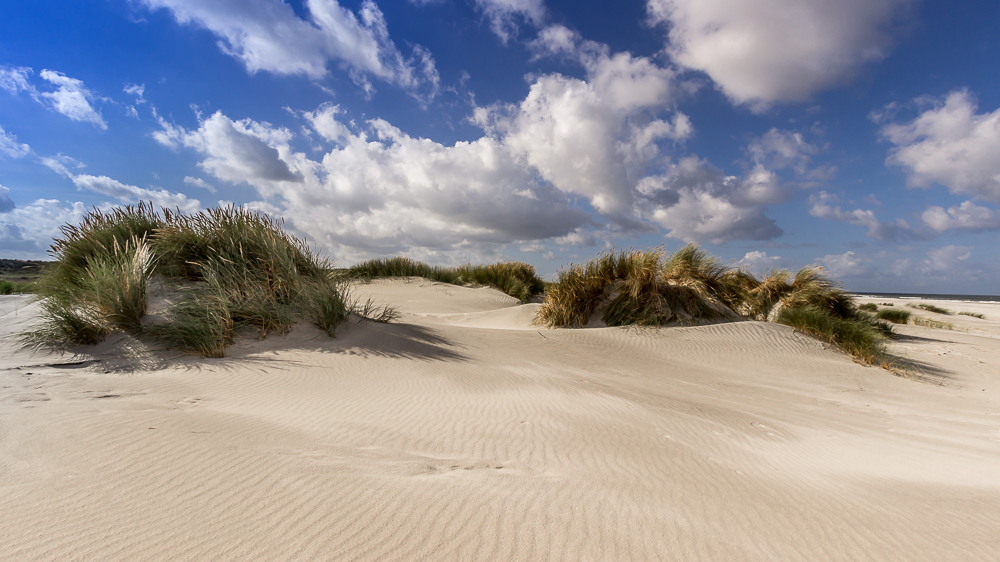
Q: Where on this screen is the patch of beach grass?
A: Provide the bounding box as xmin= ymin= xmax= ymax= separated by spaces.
xmin=20 ymin=204 xmax=396 ymax=357
xmin=776 ymin=306 xmax=888 ymax=366
xmin=535 ymin=244 xmax=895 ymax=368
xmin=877 ymin=308 xmax=911 ymax=324
xmin=346 ymin=257 xmax=544 ymax=302
xmin=959 ymin=311 xmax=985 ymax=319
xmin=910 ymin=316 xmax=955 ymax=330
xmin=908 ymin=303 xmax=951 ymax=315
xmin=859 ymin=303 xmax=878 ymax=312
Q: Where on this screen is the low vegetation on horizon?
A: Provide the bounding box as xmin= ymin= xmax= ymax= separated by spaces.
xmin=19 ymin=203 xmax=396 ymax=357
xmin=534 ymin=245 xmax=894 ymax=367
xmin=346 ymin=256 xmax=545 ymax=303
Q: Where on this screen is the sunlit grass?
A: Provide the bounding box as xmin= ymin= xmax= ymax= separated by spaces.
xmin=347 ymin=257 xmax=544 ymax=303
xmin=20 ymin=203 xmax=396 ymax=357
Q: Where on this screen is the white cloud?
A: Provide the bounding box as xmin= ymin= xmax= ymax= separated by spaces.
xmin=883 ymin=89 xmax=1000 ymax=203
xmin=0 ymin=125 xmax=30 ymax=158
xmin=157 ymin=110 xmax=591 ymax=260
xmin=155 ymin=45 xmax=790 ymax=260
xmin=640 ymin=157 xmax=784 ymax=243
xmin=747 ymin=128 xmax=817 ymax=173
xmin=184 ymin=176 xmax=216 ymax=193
xmin=0 ymin=198 xmax=88 ymax=258
xmin=0 ymin=185 xmax=15 ymax=213
xmin=648 ymin=0 xmax=912 ymax=107
xmin=37 ymin=70 xmax=107 ymax=129
xmin=0 ymin=66 xmax=33 ymax=94
xmin=473 ymin=0 xmax=546 ymax=43
xmin=921 ymin=200 xmax=1000 ymax=233
xmin=42 ymin=154 xmax=200 ymax=212
xmin=924 ymin=245 xmax=971 ymax=272
xmin=137 ymin=0 xmax=438 ymax=99
xmin=817 ymin=250 xmax=871 ymax=278
xmin=475 ymin=49 xmax=683 ymax=221
xmin=809 ymin=191 xmax=912 ymax=241
xmin=736 ymin=250 xmax=783 ymax=271
xmin=70 ymin=175 xmax=202 ymax=213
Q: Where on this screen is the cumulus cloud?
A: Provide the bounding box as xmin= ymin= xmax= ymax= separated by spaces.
xmin=0 ymin=198 xmax=88 ymax=258
xmin=640 ymin=157 xmax=784 ymax=243
xmin=155 ymin=109 xmax=590 ymax=260
xmin=882 ymin=90 xmax=1000 ymax=203
xmin=817 ymin=250 xmax=871 ymax=279
xmin=37 ymin=70 xmax=107 ymax=129
xmin=473 ymin=0 xmax=546 ymax=43
xmin=809 ymin=191 xmax=913 ymax=241
xmin=922 ymin=200 xmax=1000 ymax=233
xmin=736 ymin=250 xmax=783 ymax=272
xmin=0 ymin=125 xmax=30 ymax=158
xmin=154 ymin=45 xmax=790 ymax=260
xmin=747 ymin=128 xmax=817 ymax=173
xmin=136 ymin=0 xmax=438 ymax=99
xmin=475 ymin=48 xmax=685 ymax=221
xmin=648 ymin=0 xmax=913 ymax=107
xmin=42 ymin=155 xmax=201 ymax=212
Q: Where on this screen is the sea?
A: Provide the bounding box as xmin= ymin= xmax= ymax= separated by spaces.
xmin=850 ymin=292 xmax=1000 ymax=303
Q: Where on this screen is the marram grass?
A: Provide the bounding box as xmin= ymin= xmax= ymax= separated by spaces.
xmin=536 ymin=244 xmax=894 ymax=368
xmin=20 ymin=204 xmax=397 ymax=357
xmin=346 ymin=256 xmax=544 ymax=303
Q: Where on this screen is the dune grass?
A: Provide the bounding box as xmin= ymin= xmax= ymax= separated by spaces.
xmin=776 ymin=306 xmax=887 ymax=365
xmin=0 ymin=280 xmax=35 ymax=294
xmin=877 ymin=308 xmax=911 ymax=324
xmin=908 ymin=303 xmax=951 ymax=315
xmin=20 ymin=204 xmax=396 ymax=357
xmin=346 ymin=256 xmax=544 ymax=303
xmin=959 ymin=311 xmax=985 ymax=319
xmin=858 ymin=303 xmax=878 ymax=312
xmin=536 ymin=244 xmax=894 ymax=367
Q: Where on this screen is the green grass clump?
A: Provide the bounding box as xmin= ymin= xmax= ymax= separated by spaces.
xmin=536 ymin=246 xmax=742 ymax=328
xmin=876 ymin=308 xmax=911 ymax=324
xmin=346 ymin=256 xmax=544 ymax=302
xmin=858 ymin=303 xmax=878 ymax=312
xmin=536 ymin=244 xmax=894 ymax=368
xmin=0 ymin=280 xmax=35 ymax=294
xmin=776 ymin=306 xmax=888 ymax=366
xmin=958 ymin=311 xmax=985 ymax=319
xmin=21 ymin=203 xmax=395 ymax=357
xmin=908 ymin=303 xmax=951 ymax=315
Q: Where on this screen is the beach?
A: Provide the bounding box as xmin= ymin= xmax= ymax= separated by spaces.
xmin=2 ymin=278 xmax=999 ymax=560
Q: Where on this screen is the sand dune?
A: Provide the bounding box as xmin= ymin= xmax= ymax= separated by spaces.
xmin=2 ymin=280 xmax=999 ymax=560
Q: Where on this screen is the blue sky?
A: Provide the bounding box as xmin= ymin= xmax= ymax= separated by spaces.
xmin=1 ymin=0 xmax=999 ymax=294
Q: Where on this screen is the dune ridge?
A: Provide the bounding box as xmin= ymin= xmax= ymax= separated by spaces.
xmin=2 ymin=280 xmax=999 ymax=560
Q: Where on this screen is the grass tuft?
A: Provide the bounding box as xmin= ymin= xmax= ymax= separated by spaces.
xmin=21 ymin=203 xmax=396 ymax=357
xmin=536 ymin=245 xmax=895 ymax=368
xmin=0 ymin=280 xmax=35 ymax=294
xmin=908 ymin=303 xmax=951 ymax=315
xmin=346 ymin=257 xmax=544 ymax=303
xmin=776 ymin=306 xmax=888 ymax=365
xmin=858 ymin=303 xmax=878 ymax=312
xmin=876 ymin=308 xmax=911 ymax=324
xmin=958 ymin=311 xmax=985 ymax=319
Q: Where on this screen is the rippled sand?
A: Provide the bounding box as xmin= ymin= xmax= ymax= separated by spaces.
xmin=2 ymin=280 xmax=998 ymax=560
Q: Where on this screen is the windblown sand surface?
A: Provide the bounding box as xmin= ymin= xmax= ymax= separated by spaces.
xmin=2 ymin=279 xmax=999 ymax=561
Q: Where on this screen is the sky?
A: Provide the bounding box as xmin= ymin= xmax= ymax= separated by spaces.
xmin=1 ymin=0 xmax=999 ymax=294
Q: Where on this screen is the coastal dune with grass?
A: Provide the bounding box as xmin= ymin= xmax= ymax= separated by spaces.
xmin=2 ymin=209 xmax=1000 ymax=560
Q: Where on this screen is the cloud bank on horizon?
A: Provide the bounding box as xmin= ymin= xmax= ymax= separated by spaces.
xmin=0 ymin=0 xmax=998 ymax=294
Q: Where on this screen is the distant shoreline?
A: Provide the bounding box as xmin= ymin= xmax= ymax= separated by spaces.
xmin=851 ymin=292 xmax=1000 ymax=303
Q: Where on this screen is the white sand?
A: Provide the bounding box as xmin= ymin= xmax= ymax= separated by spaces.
xmin=2 ymin=279 xmax=999 ymax=560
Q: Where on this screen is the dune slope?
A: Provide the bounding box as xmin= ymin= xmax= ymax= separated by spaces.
xmin=2 ymin=279 xmax=999 ymax=561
